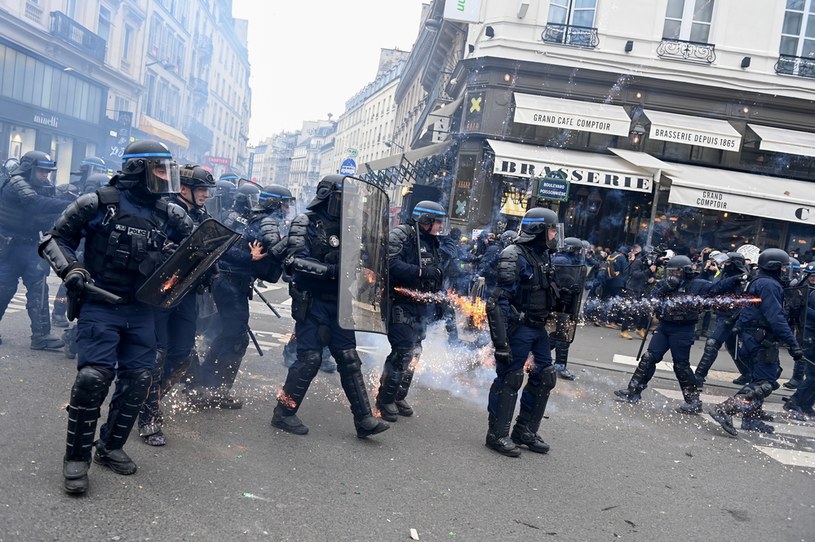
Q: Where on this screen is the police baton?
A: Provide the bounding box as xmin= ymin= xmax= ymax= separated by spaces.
xmin=252 ymin=284 xmax=281 ymax=318
xmin=635 ymin=323 xmax=651 ymax=361
xmin=248 ymin=326 xmax=263 ymax=356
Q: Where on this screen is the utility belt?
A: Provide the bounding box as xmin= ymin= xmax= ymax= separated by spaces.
xmin=742 ymin=326 xmax=778 ymax=346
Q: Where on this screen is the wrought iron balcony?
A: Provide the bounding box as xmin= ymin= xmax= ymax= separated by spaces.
xmin=190 ymin=77 xmax=209 ymax=99
xmin=775 ymin=54 xmax=815 ymax=79
xmin=656 ymin=38 xmax=716 ymax=64
xmin=185 ymin=117 xmax=213 ymax=148
xmin=50 ymin=11 xmax=106 ymax=62
xmin=195 ymin=35 xmax=213 ymax=63
xmin=541 ymin=23 xmax=599 ymax=48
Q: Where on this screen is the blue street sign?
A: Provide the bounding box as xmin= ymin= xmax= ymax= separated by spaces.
xmin=339 ymin=158 xmax=357 ymax=176
xmin=536 ymin=172 xmax=570 ymax=202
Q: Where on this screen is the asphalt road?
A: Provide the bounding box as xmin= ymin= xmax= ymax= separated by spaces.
xmin=0 ymin=279 xmax=813 ymax=541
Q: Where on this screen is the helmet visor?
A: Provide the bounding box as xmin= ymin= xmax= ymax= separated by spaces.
xmin=146 ymin=158 xmax=180 ymax=194
xmin=666 ymin=267 xmax=685 ymax=281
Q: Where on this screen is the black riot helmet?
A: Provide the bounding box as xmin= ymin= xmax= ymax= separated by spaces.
xmin=518 ymin=207 xmax=561 ymax=249
xmin=562 ymin=237 xmax=583 ymax=254
xmin=255 ymin=184 xmax=294 ymax=213
xmin=411 ymin=200 xmax=449 ymax=235
xmin=14 ymin=150 xmax=57 ymax=181
xmin=179 ymin=164 xmax=215 ymax=208
xmin=802 ymin=261 xmax=815 ymax=278
xmin=118 ymin=140 xmax=180 ymax=196
xmin=500 ymin=230 xmax=519 ymax=246
xmin=1 ymin=157 xmax=19 ymax=181
xmin=307 ymin=174 xmax=345 ymax=218
xmin=233 ymin=182 xmax=261 ymax=213
xmin=215 ymin=177 xmax=236 ymax=208
xmin=72 ymin=156 xmax=106 ymax=177
xmin=665 ymin=255 xmax=694 ymax=287
xmin=82 ymin=173 xmax=110 ymax=194
xmin=758 ymin=248 xmax=791 ymax=284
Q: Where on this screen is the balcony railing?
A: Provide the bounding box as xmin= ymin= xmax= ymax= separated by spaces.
xmin=541 ymin=23 xmax=599 ymax=48
xmin=195 ymin=35 xmax=213 ymax=64
xmin=50 ymin=11 xmax=106 ymax=62
xmin=185 ymin=117 xmax=213 ymax=148
xmin=190 ymin=77 xmax=209 ymax=99
xmin=656 ymin=38 xmax=715 ymax=64
xmin=775 ymin=54 xmax=815 ymax=79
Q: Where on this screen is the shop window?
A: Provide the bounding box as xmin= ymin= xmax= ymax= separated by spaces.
xmin=663 ymin=0 xmax=714 ymax=42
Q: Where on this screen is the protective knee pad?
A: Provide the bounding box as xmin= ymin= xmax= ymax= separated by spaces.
xmin=704 ymin=337 xmax=722 ymax=352
xmin=387 ymin=348 xmax=414 ymax=371
xmin=293 ymin=350 xmax=323 ymax=376
xmin=335 ymin=348 xmax=362 ymax=375
xmin=71 ymin=366 xmax=115 ymax=408
xmin=739 ymin=380 xmax=774 ymax=401
xmin=119 ymin=368 xmax=153 ymax=398
xmin=499 ymin=369 xmax=525 ymax=394
xmin=540 ymin=364 xmax=557 ymax=391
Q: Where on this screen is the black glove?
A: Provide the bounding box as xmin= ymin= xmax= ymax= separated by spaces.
xmin=494 ymin=345 xmax=512 ymax=365
xmin=420 ymin=265 xmax=443 ymax=291
xmin=789 ymin=345 xmax=805 ymax=361
xmin=63 ymin=267 xmax=91 ymax=293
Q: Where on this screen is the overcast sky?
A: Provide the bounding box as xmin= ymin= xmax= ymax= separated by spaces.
xmin=231 ymin=0 xmax=428 ymax=144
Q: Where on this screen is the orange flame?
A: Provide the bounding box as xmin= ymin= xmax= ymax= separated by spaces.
xmin=393 ymin=287 xmax=488 ymax=330
xmin=160 ymin=272 xmax=180 ymax=294
xmin=276 ymin=390 xmax=297 ymax=410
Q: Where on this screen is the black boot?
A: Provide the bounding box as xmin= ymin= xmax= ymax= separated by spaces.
xmin=138 ymin=362 xmax=166 ymax=447
xmin=336 ymin=349 xmax=389 ymax=438
xmin=616 ymin=352 xmax=654 ymax=403
xmin=271 ymin=350 xmax=321 ymax=435
xmin=677 ymin=388 xmax=702 ymax=414
xmin=62 ymin=326 xmax=77 ymax=359
xmin=94 ymin=369 xmax=152 ymax=475
xmin=376 ymin=348 xmax=412 ymax=423
xmin=511 ymin=365 xmax=556 ymax=454
xmin=485 ymin=369 xmax=524 ymax=458
xmin=52 ymin=299 xmax=69 ymax=328
xmin=694 ymin=339 xmax=721 ymax=388
xmin=783 ymin=359 xmax=806 ymax=390
xmin=63 ymin=366 xmax=114 ymax=495
xmin=708 ymin=396 xmax=743 ymax=437
xmin=740 ymin=399 xmax=775 ymax=433
xmin=553 ymin=340 xmax=575 ymax=380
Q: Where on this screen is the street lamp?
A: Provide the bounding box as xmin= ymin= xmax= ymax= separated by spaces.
xmin=384 ymin=140 xmax=405 ymax=152
xmin=146 ymin=60 xmax=176 ymax=71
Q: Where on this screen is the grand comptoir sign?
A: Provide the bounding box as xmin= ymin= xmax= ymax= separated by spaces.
xmin=669 ymin=185 xmax=813 ymax=225
xmin=494 ymin=158 xmax=652 ymax=193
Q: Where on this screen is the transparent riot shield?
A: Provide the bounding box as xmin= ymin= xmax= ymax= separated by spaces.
xmin=547 ymin=264 xmax=587 ymax=344
xmin=337 ymin=176 xmax=390 ymax=334
xmin=136 ymin=219 xmax=240 ymax=309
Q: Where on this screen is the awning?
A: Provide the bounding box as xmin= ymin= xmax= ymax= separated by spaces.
xmin=748 ymin=124 xmax=815 ymax=158
xmin=513 ymin=93 xmax=631 ymax=136
xmin=421 ymin=95 xmax=464 ymax=132
xmin=487 ymin=139 xmax=654 ymax=193
xmin=139 ymin=115 xmax=189 ymax=149
xmin=666 ymin=163 xmax=814 ymax=225
xmin=608 ymin=148 xmax=679 ymax=173
xmin=362 ymin=141 xmax=453 ymax=173
xmin=642 ymin=110 xmax=741 ymax=152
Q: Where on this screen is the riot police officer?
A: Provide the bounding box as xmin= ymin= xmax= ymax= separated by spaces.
xmin=615 ymin=255 xmax=741 ymax=413
xmin=38 ymin=140 xmax=194 ymax=494
xmin=550 ymin=237 xmax=585 ymax=380
xmin=710 ymin=249 xmax=806 ymax=435
xmin=272 ymin=175 xmax=389 ymax=439
xmin=138 ymin=164 xmax=215 ymax=445
xmin=205 ymin=174 xmax=237 ymax=221
xmin=71 ymin=156 xmax=107 ymax=194
xmin=192 ymin=184 xmax=290 ymax=409
xmin=784 ymin=262 xmax=815 ymax=420
xmin=0 ymin=150 xmax=69 ymax=349
xmin=222 ymin=181 xmax=260 ymax=231
xmin=693 ymin=252 xmax=752 ymax=388
xmin=484 ymin=207 xmax=561 ymax=457
xmin=376 ymin=200 xmax=448 ymax=422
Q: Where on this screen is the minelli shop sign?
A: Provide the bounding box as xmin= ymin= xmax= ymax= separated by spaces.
xmin=495 ymin=159 xmax=652 ymax=193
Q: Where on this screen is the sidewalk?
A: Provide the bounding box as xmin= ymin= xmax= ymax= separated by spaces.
xmin=564 ymin=322 xmax=798 ymax=403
